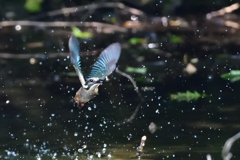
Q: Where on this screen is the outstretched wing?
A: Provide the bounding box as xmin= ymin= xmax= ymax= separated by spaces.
xmin=87 ymin=43 xmax=121 ymax=81
xmin=68 ymin=35 xmax=86 ymax=87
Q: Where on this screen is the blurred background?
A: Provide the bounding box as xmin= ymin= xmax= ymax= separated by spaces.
xmin=1 ymin=0 xmax=240 ymax=159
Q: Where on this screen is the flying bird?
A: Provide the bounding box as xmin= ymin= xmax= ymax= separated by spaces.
xmin=68 ymin=35 xmax=121 ymax=107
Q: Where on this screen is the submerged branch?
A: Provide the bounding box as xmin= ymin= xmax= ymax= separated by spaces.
xmin=0 ymin=21 xmax=127 ymax=33
xmin=206 ymin=3 xmax=240 ymax=19
xmin=0 ymin=50 xmax=100 ymax=59
xmin=0 ymin=52 xmax=67 ymax=59
xmin=116 ymin=68 xmax=143 ymax=100
xmin=207 ymin=132 xmax=240 ymax=160
xmin=28 ymin=2 xmax=145 ymax=20
xmin=222 ymin=132 xmax=240 ymax=160
xmin=116 ymin=103 xmax=141 ymax=125
xmin=115 ymin=69 xmax=144 ymax=125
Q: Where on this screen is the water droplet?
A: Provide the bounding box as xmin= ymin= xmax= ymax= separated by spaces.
xmin=74 ymin=132 xmax=78 ymax=136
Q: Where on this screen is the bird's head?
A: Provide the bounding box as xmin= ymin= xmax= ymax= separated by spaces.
xmin=85 ymin=77 xmax=101 ymax=86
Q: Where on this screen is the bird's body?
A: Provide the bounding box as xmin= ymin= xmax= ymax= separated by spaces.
xmin=74 ymin=84 xmax=99 ymax=107
xmin=68 ymin=35 xmax=121 ymax=107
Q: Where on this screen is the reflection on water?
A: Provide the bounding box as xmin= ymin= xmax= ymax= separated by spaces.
xmin=1 ymin=21 xmax=240 ymax=160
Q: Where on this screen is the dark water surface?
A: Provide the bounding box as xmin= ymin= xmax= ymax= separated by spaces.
xmin=1 ymin=22 xmax=240 ymax=160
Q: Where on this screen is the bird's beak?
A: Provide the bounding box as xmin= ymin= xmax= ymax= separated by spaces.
xmin=76 ymin=101 xmax=85 ymax=108
xmin=88 ymin=83 xmax=100 ymax=91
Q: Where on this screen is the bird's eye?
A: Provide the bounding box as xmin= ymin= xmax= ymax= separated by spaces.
xmin=90 ymin=79 xmax=93 ymax=82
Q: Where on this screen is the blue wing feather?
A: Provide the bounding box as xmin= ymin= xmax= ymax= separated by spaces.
xmin=69 ymin=35 xmax=81 ymax=70
xmin=68 ymin=35 xmax=86 ymax=87
xmin=87 ymin=43 xmax=121 ymax=80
